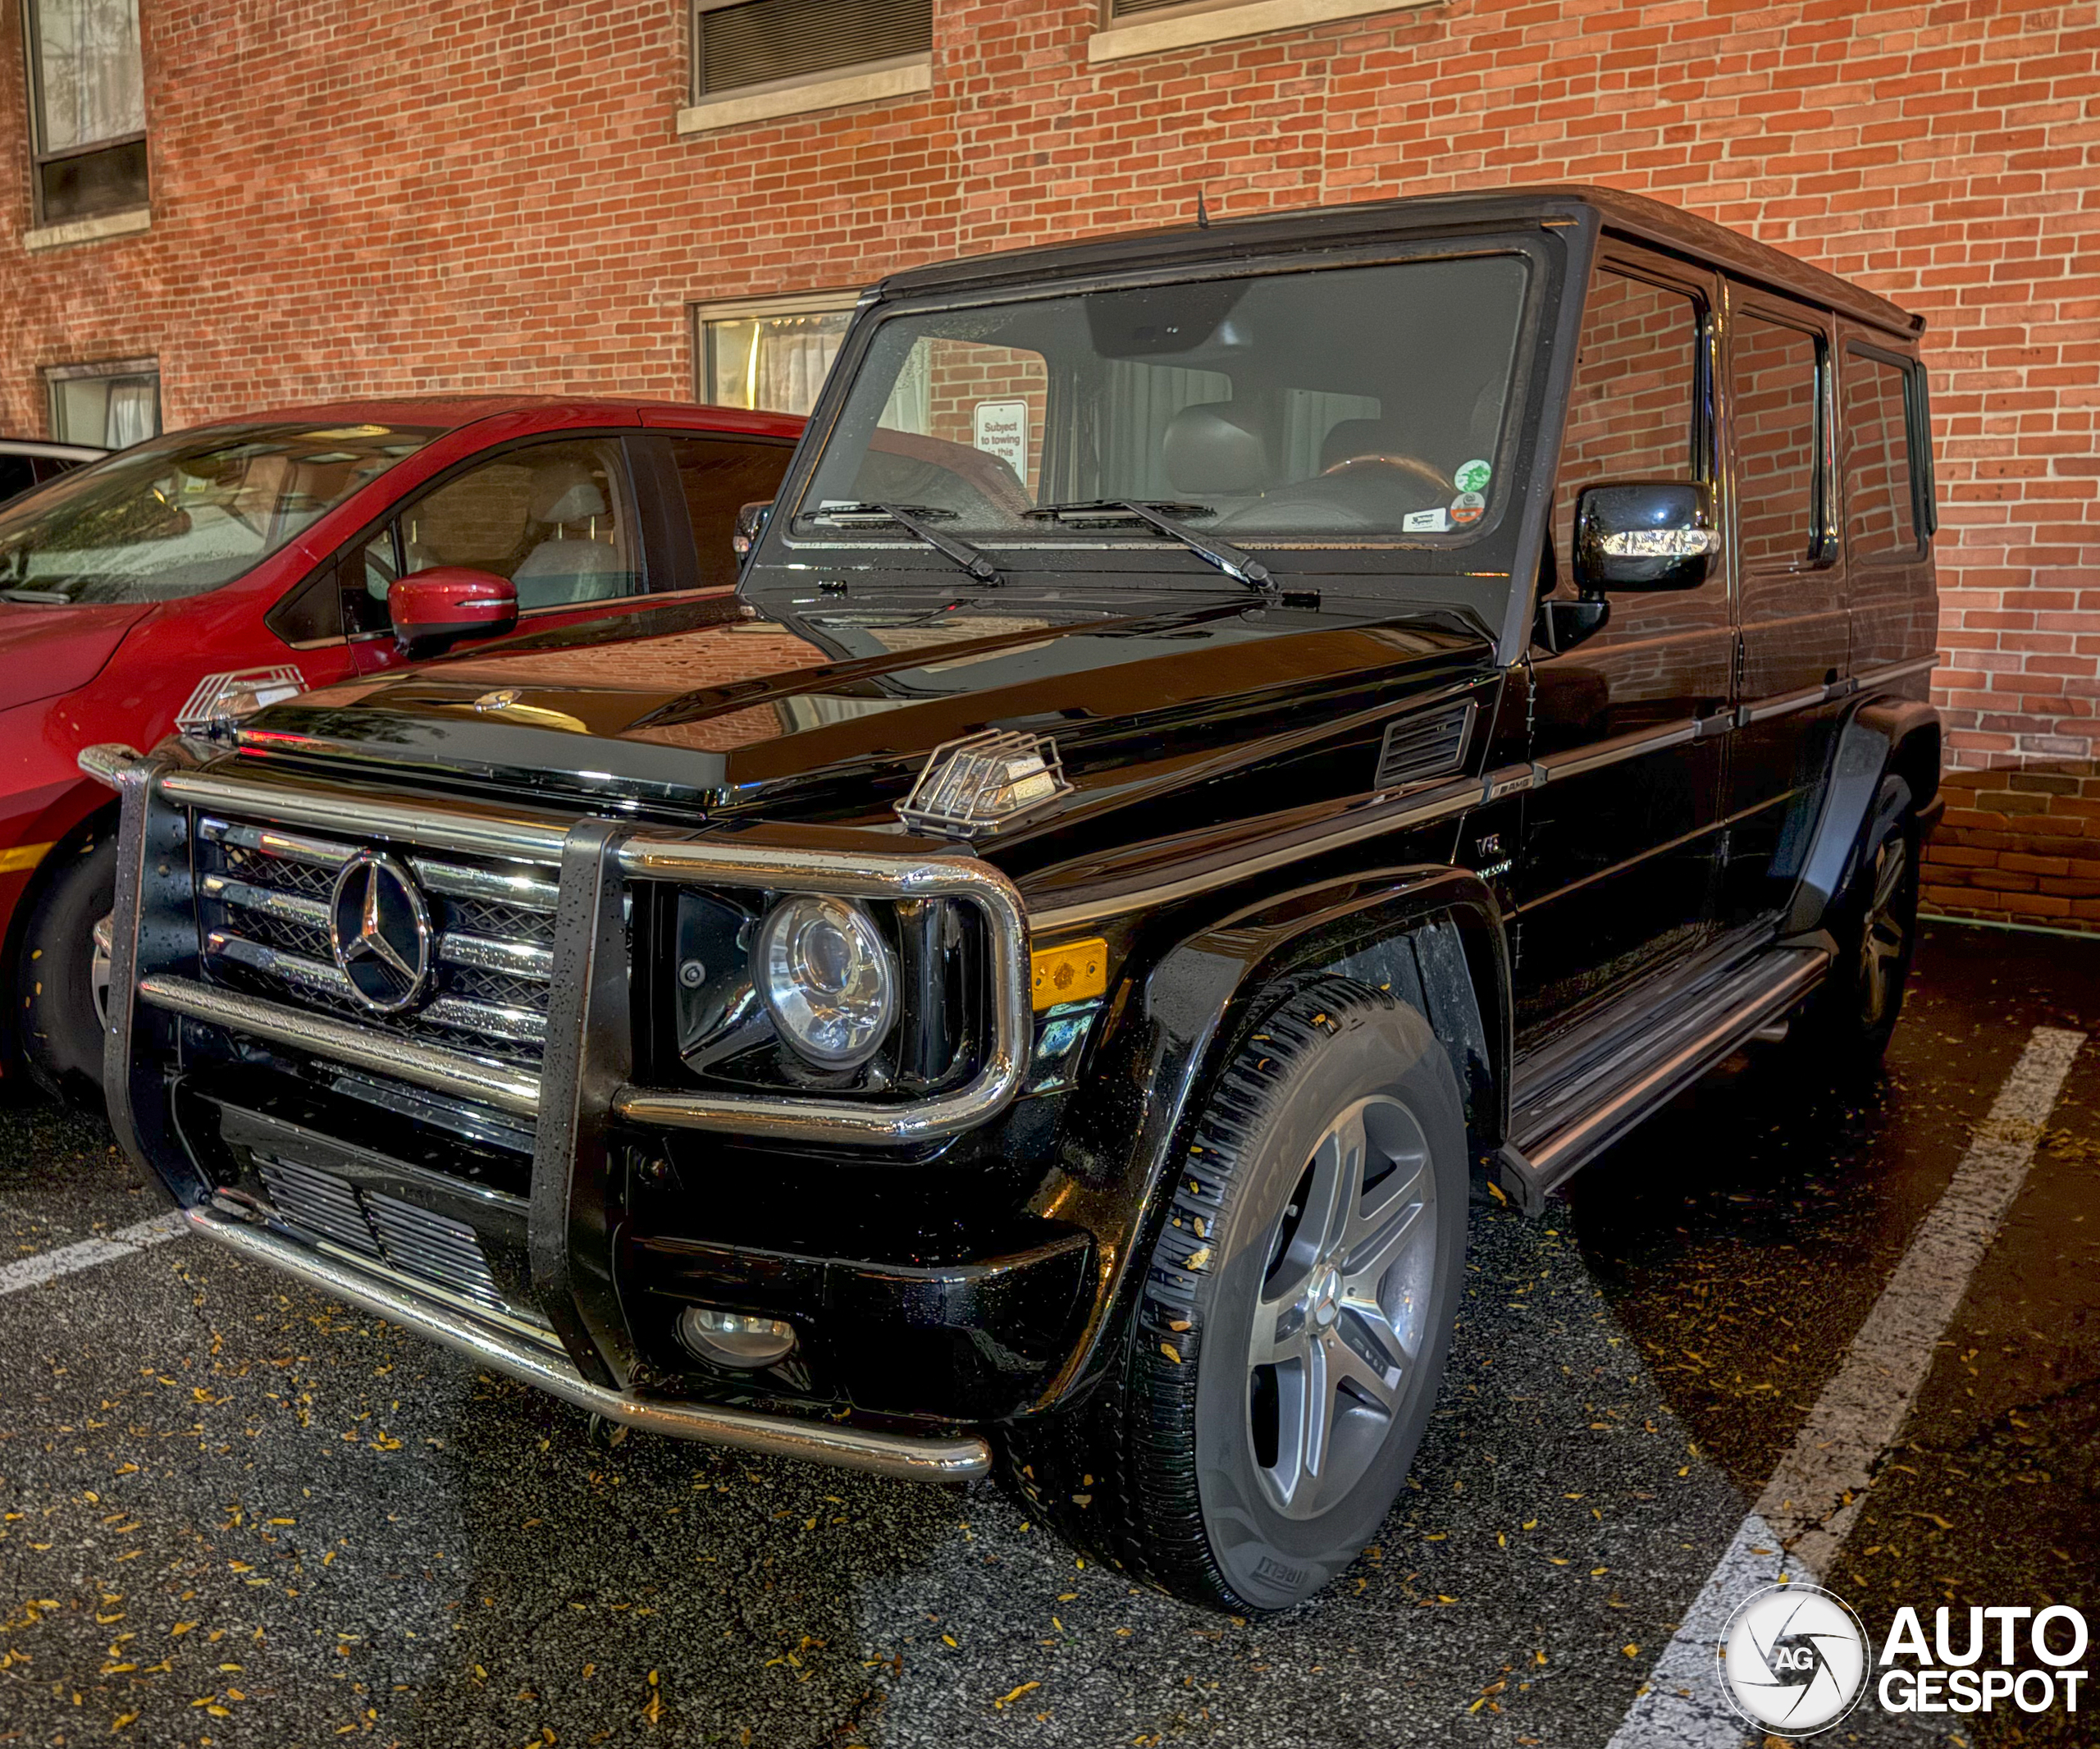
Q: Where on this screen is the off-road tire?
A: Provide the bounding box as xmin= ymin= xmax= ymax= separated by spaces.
xmin=12 ymin=825 xmax=116 ymax=1112
xmin=1789 ymin=775 xmax=1920 ymax=1075
xmin=1002 ymin=975 xmax=1468 ymax=1611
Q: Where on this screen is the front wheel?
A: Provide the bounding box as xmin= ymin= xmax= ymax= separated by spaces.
xmin=1005 ymin=976 xmax=1469 ymax=1611
xmin=12 ymin=826 xmax=116 ymax=1112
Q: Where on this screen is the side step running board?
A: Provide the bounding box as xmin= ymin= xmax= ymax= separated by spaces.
xmin=1496 ymin=947 xmax=1829 ymax=1212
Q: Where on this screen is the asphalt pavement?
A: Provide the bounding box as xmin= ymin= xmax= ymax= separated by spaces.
xmin=1 ymin=919 xmax=2093 ymax=1749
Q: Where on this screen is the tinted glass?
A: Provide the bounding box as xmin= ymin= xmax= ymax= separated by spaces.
xmin=394 ymin=439 xmax=644 ymax=611
xmin=0 ymin=422 xmax=436 ymax=607
xmin=1732 ymin=313 xmax=1821 ymax=570
xmin=798 ymin=254 xmax=1530 ymax=545
xmin=669 ymin=436 xmax=793 ymax=590
xmin=1554 ymin=272 xmax=1704 ymax=593
xmin=0 ymin=457 xmax=37 ymax=507
xmin=1845 ymin=352 xmax=1918 ymax=557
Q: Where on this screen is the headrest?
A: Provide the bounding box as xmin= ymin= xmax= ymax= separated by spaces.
xmin=531 ymin=464 xmax=609 ymax=524
xmin=1319 ymin=418 xmax=1397 ymax=473
xmin=1162 ymin=402 xmax=1267 ymax=495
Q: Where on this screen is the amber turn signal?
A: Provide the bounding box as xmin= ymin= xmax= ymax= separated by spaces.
xmin=1031 ymin=938 xmax=1108 ymax=1011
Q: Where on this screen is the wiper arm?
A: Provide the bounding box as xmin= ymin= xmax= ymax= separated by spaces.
xmin=808 ymin=500 xmax=1001 ymax=587
xmin=1026 ymin=500 xmax=1276 ymax=600
xmin=0 ymin=587 xmax=70 ymax=604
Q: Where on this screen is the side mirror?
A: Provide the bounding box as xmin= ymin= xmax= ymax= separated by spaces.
xmin=389 ymin=567 xmax=518 ymax=657
xmin=1573 ymin=482 xmax=1718 ymax=593
xmin=733 ymin=500 xmax=773 ymax=563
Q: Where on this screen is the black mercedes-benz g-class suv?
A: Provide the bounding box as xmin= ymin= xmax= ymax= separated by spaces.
xmin=90 ymin=186 xmax=1941 ymax=1612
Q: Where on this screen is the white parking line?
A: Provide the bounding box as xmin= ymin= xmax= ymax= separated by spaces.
xmin=1607 ymin=1024 xmax=2088 ymax=1748
xmin=0 ymin=1209 xmax=189 ymax=1298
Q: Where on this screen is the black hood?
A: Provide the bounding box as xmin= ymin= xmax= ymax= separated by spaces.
xmin=233 ymin=591 xmax=1498 ymax=845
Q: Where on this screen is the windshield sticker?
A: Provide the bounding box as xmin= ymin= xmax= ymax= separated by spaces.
xmin=973 ymin=401 xmax=1030 ymax=487
xmin=1449 ymin=491 xmax=1486 ymax=527
xmin=1403 ymin=507 xmax=1450 ymax=532
xmin=1454 ymin=458 xmax=1493 ymax=494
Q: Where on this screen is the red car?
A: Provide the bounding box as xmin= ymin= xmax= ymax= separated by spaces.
xmin=1 ymin=395 xmax=802 ymax=1105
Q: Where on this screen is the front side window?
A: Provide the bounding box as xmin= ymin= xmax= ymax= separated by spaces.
xmin=669 ymin=435 xmax=794 ymax=589
xmin=363 ymin=439 xmax=646 ymax=619
xmin=0 ymin=422 xmax=435 ymax=607
xmin=46 ymin=357 xmax=158 ymax=446
xmin=796 ymin=253 xmax=1530 ymax=548
xmin=1844 ymin=349 xmax=1922 ymax=559
xmin=22 ymin=0 xmax=148 ymax=225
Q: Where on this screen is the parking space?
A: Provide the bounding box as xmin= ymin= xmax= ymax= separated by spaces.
xmin=2 ymin=919 xmax=2093 ymax=1749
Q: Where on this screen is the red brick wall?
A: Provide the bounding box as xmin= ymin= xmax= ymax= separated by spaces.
xmin=5 ymin=0 xmax=2095 ymax=925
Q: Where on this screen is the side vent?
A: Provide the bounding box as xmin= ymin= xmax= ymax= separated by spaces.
xmin=1375 ymin=701 xmax=1476 ymax=791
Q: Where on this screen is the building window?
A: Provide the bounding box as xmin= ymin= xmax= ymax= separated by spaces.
xmin=695 ymin=296 xmax=856 ymax=417
xmin=21 ymin=0 xmax=148 ymax=226
xmin=690 ymin=0 xmax=931 ymax=100
xmin=46 ymin=358 xmax=159 ymax=447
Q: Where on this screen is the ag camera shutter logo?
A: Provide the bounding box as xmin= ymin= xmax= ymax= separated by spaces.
xmin=1719 ymin=1583 xmax=1869 ymax=1735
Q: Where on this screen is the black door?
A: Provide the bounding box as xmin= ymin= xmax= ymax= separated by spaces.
xmin=1513 ymin=250 xmax=1732 ymax=1040
xmin=1718 ymin=289 xmax=1849 ymax=925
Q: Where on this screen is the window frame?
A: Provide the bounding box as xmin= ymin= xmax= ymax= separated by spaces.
xmin=687 ymin=0 xmax=932 ymax=107
xmin=43 ymin=355 xmax=159 ymax=446
xmin=1724 ymin=290 xmax=1838 ymax=578
xmin=689 ymin=290 xmax=861 ymax=415
xmin=19 ymin=0 xmax=150 ymax=228
xmin=1839 ymin=340 xmax=1933 ymax=566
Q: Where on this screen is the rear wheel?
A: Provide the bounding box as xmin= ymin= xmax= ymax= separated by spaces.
xmin=12 ymin=825 xmax=116 ymax=1112
xmin=1791 ymin=776 xmax=1919 ymax=1072
xmin=1004 ymin=976 xmax=1469 ymax=1611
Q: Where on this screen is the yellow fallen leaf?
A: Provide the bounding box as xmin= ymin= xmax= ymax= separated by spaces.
xmin=1161 ymin=1343 xmax=1182 ymax=1364
xmin=1185 ymin=1248 xmax=1212 ymax=1272
xmin=993 ymin=1681 xmax=1041 ymax=1710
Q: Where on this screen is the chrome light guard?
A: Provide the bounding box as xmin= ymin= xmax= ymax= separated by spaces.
xmin=612 ymin=835 xmax=1032 ymax=1144
xmin=94 ymin=754 xmax=1034 ymax=1149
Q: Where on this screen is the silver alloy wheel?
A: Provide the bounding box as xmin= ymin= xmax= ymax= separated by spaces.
xmin=89 ymin=912 xmax=114 ymax=1034
xmin=1860 ymin=836 xmax=1909 ymax=1027
xmin=1246 ymin=1094 xmax=1437 ymax=1520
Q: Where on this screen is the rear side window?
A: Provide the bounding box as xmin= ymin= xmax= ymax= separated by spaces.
xmin=669 ymin=436 xmax=793 ymax=590
xmin=1732 ymin=313 xmax=1824 ymax=570
xmin=1844 ymin=349 xmax=1924 ymax=559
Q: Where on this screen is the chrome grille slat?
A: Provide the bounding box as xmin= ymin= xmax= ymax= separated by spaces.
xmin=206 ymin=933 xmax=549 ymax=1045
xmin=410 ymin=860 xmax=559 ymax=914
xmin=259 ymin=1157 xmax=381 ymax=1258
xmin=199 ymin=874 xmax=331 ymax=929
xmin=362 ymin=1191 xmax=509 ymax=1311
xmin=436 ymin=932 xmax=555 ymax=981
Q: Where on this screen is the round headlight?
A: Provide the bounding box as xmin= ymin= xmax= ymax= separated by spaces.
xmin=755 ymin=895 xmax=897 ymax=1069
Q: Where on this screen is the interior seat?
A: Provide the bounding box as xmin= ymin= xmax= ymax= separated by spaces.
xmin=1161 ymin=402 xmax=1270 ymax=498
xmin=513 ymin=464 xmax=629 ymax=608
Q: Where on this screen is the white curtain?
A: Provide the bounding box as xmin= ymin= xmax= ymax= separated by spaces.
xmin=105 ymin=378 xmax=156 ymax=447
xmin=32 ymin=0 xmax=144 ymax=151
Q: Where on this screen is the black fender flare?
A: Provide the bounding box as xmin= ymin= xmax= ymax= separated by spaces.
xmin=1030 ymin=865 xmax=1511 ymax=1414
xmin=1781 ymin=696 xmax=1941 ymax=938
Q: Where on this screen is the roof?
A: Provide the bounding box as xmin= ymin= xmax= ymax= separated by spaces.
xmin=873 ymin=184 xmax=1922 ymax=340
xmin=174 ymin=395 xmax=806 ymax=441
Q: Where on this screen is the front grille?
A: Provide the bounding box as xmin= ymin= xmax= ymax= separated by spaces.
xmin=1375 ymin=701 xmax=1476 ymax=791
xmin=194 ymin=815 xmax=559 ymax=1075
xmin=258 ymin=1154 xmax=509 ymax=1316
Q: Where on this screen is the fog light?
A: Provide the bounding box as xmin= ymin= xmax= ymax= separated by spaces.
xmin=675 ymin=1305 xmax=797 ymax=1369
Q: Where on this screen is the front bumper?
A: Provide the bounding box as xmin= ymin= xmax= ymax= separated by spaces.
xmin=183 ymin=1204 xmax=993 ymax=1480
xmin=94 ymin=743 xmax=1093 ymax=1480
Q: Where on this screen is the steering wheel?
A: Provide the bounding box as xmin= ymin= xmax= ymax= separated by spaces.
xmin=1320 ymin=453 xmax=1454 ymax=497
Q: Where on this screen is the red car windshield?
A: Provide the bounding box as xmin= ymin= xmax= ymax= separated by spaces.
xmin=0 ymin=421 xmax=437 ymax=606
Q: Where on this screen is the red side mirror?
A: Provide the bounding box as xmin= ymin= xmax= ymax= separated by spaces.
xmin=388 ymin=567 xmax=519 ymax=657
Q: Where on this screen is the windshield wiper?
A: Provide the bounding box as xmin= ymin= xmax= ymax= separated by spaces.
xmin=1025 ymin=500 xmax=1276 ymax=600
xmin=0 ymin=587 xmax=71 ymax=605
xmin=807 ymin=501 xmax=1001 ymax=587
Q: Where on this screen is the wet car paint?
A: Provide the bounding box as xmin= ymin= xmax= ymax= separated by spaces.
xmin=0 ymin=918 xmax=2090 ymax=1747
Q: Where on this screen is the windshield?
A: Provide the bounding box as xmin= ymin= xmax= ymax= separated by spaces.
xmin=0 ymin=422 xmax=438 ymax=606
xmin=797 ymin=253 xmax=1529 ymax=550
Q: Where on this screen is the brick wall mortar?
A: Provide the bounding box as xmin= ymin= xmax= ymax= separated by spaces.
xmin=5 ymin=0 xmax=2096 ymax=929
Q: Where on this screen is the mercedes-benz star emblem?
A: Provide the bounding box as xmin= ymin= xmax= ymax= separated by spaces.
xmin=328 ymin=852 xmax=434 ymax=1014
xmin=473 ymin=689 xmax=523 ymax=712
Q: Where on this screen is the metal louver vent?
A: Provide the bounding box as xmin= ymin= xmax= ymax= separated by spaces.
xmin=695 ymin=0 xmax=933 ymax=97
xmin=1375 ymin=701 xmax=1475 ymax=791
xmin=257 ymin=1156 xmax=508 ymax=1313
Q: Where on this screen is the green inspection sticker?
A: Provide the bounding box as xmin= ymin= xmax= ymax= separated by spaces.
xmin=1454 ymin=458 xmax=1492 ymax=493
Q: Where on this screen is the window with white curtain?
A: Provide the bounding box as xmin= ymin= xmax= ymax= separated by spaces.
xmin=46 ymin=358 xmax=160 ymax=448
xmin=694 ymin=297 xmax=858 ymax=418
xmin=22 ymin=0 xmax=149 ymax=225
